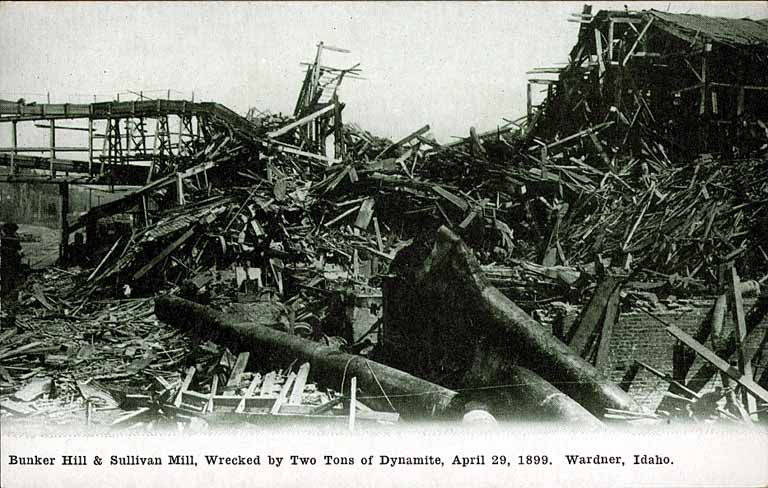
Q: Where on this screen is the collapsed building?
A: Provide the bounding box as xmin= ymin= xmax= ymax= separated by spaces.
xmin=1 ymin=7 xmax=767 ymax=429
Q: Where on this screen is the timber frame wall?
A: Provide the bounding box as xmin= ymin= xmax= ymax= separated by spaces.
xmin=528 ymin=7 xmax=768 ymax=161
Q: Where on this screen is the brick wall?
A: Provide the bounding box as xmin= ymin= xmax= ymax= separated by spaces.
xmin=570 ymin=298 xmax=768 ymax=411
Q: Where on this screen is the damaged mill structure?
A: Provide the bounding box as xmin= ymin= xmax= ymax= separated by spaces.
xmin=1 ymin=8 xmax=768 ymax=430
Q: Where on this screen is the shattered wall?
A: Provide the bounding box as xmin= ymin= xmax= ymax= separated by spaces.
xmin=561 ymin=298 xmax=768 ymax=410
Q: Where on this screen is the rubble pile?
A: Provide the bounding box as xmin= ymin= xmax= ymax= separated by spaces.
xmin=2 ymin=7 xmax=767 ymax=428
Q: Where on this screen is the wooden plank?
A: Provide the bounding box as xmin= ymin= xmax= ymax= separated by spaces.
xmin=636 ymin=360 xmax=701 ymax=399
xmin=622 ymin=18 xmax=654 ymax=66
xmin=111 ymin=407 xmax=150 ymax=426
xmin=608 ymin=19 xmax=615 ymax=62
xmin=568 ymin=275 xmax=623 ymax=357
xmin=289 ymin=363 xmax=311 ymax=405
xmin=324 ymin=205 xmax=358 ymax=227
xmin=271 ymin=372 xmax=296 ymax=415
xmin=259 ymin=371 xmax=277 ymax=397
xmin=274 ymin=143 xmax=341 ymax=165
xmin=176 ymin=173 xmax=185 ymax=205
xmin=223 ymin=352 xmax=250 ymax=394
xmin=0 ymin=146 xmax=89 ymax=153
xmin=0 ymin=341 xmax=44 ymax=360
xmin=268 ymin=104 xmax=335 ymax=138
xmin=594 ymin=29 xmax=605 ymax=80
xmin=432 ymin=185 xmax=469 ymax=211
xmin=58 ymin=183 xmax=69 ymax=259
xmin=458 ymin=211 xmax=478 ymax=230
xmin=205 ymin=375 xmax=218 ymax=413
xmin=88 ymin=237 xmax=123 ymax=282
xmin=69 ymin=160 xmax=215 ymax=233
xmin=375 ymin=124 xmax=430 ymax=160
xmin=14 ymin=377 xmax=52 ymax=402
xmin=589 ymin=132 xmax=611 ymax=167
xmin=354 ymin=198 xmax=375 ymax=230
xmin=348 ymin=377 xmax=357 ymax=431
xmin=541 ymin=121 xmax=614 ymax=152
xmin=665 ymin=325 xmax=768 ymax=404
xmin=132 ymin=227 xmax=196 ymax=280
xmin=0 ymin=399 xmax=35 ymax=415
xmin=373 ymin=217 xmax=384 ymax=252
xmin=235 ymin=374 xmax=262 ymax=413
xmin=173 ymin=367 xmax=196 ymax=407
xmin=730 ymin=267 xmax=757 ymax=416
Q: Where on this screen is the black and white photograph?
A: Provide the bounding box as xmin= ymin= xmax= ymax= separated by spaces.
xmin=0 ymin=1 xmax=767 ymax=487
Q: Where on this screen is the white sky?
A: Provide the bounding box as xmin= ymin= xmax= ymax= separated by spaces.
xmin=1 ymin=1 xmax=766 ymax=142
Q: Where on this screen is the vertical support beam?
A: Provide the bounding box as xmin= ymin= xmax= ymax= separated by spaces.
xmin=10 ymin=120 xmax=17 ymax=174
xmin=49 ymin=119 xmax=56 ymax=177
xmin=179 ymin=114 xmax=185 ymax=154
xmin=88 ymin=118 xmax=94 ymax=175
xmin=100 ymin=118 xmax=110 ymax=176
xmin=125 ymin=118 xmax=132 ymax=159
xmin=526 ymin=82 xmax=533 ymax=123
xmin=699 ymin=44 xmax=710 ymax=116
xmin=11 ymin=121 xmax=18 ymax=154
xmin=608 ymin=20 xmax=615 ymax=63
xmin=730 ymin=267 xmax=757 ymax=418
xmin=594 ymin=29 xmax=605 ymax=86
xmin=310 ymin=42 xmax=324 ymax=102
xmin=736 ymin=86 xmax=745 ymax=116
xmin=333 ymin=95 xmax=343 ymax=159
xmin=176 ymin=172 xmax=185 ymax=205
xmin=348 ymin=376 xmax=357 ymax=432
xmin=58 ymin=182 xmax=69 ymax=261
xmin=141 ymin=196 xmax=150 ymax=227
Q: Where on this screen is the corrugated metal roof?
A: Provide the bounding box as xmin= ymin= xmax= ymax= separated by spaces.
xmin=648 ymin=10 xmax=768 ymax=47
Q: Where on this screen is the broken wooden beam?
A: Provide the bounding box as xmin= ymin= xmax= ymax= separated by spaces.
xmin=567 ymin=273 xmax=624 ymax=362
xmin=685 ymin=294 xmax=768 ymax=395
xmin=267 ymin=104 xmax=336 ymax=139
xmin=665 ymin=324 xmax=768 ymax=405
xmin=375 ymin=125 xmax=430 ymax=160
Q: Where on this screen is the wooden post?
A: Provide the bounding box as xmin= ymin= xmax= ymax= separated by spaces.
xmin=334 ymin=96 xmax=343 ymax=159
xmin=699 ymin=44 xmax=710 ymax=116
xmin=736 ymin=86 xmax=745 ymax=116
xmin=58 ymin=183 xmax=69 ymax=261
xmin=594 ymin=29 xmax=605 ymax=86
xmin=88 ymin=118 xmax=94 ymax=175
xmin=348 ymin=376 xmax=357 ymax=431
xmin=125 ymin=118 xmax=131 ymax=158
xmin=49 ymin=119 xmax=56 ymax=177
xmin=176 ymin=172 xmax=185 ymax=205
xmin=11 ymin=121 xmax=17 ymax=154
xmin=100 ymin=118 xmax=110 ymax=176
xmin=10 ymin=120 xmax=17 ymax=174
xmin=141 ymin=196 xmax=150 ymax=227
xmin=730 ymin=267 xmax=757 ymax=417
xmin=608 ymin=20 xmax=615 ymax=63
xmin=526 ymin=82 xmax=533 ymax=123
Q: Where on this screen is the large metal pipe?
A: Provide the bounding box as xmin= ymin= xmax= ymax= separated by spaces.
xmin=155 ymin=295 xmax=458 ymax=419
xmin=462 ymin=343 xmax=602 ymax=425
xmin=382 ymin=226 xmax=642 ymax=416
